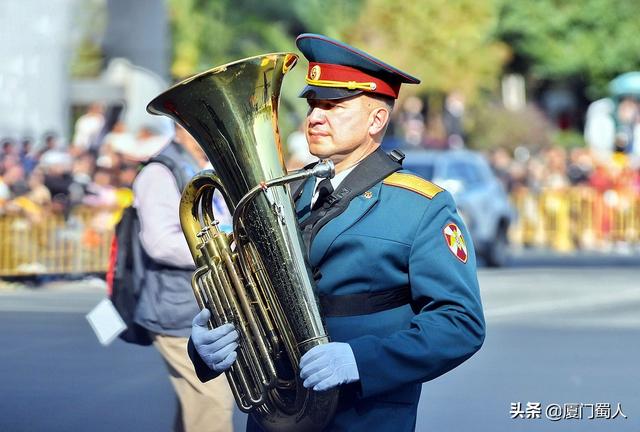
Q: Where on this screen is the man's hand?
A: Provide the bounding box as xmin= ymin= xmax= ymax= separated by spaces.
xmin=191 ymin=309 xmax=238 ymax=373
xmin=299 ymin=342 xmax=359 ymax=391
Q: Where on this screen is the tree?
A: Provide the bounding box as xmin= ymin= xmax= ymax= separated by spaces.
xmin=70 ymin=0 xmax=107 ymax=78
xmin=497 ymin=0 xmax=640 ymax=98
xmin=168 ymin=0 xmax=358 ymax=78
xmin=166 ymin=0 xmax=509 ymax=137
xmin=344 ymin=0 xmax=509 ymax=98
xmin=167 ymin=0 xmax=360 ymax=133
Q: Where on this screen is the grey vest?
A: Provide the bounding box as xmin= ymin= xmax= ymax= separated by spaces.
xmin=134 ymin=141 xmax=199 ymax=337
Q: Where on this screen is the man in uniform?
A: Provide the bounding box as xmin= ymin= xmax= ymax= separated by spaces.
xmin=189 ymin=33 xmax=485 ymax=431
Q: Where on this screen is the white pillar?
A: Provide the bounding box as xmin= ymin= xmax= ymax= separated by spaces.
xmin=0 ymin=0 xmax=77 ymax=143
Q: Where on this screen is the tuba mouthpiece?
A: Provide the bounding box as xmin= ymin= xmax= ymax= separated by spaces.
xmin=311 ymin=160 xmax=335 ymax=180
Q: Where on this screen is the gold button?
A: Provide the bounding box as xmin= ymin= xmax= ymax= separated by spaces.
xmin=363 ymin=191 xmax=373 ymax=199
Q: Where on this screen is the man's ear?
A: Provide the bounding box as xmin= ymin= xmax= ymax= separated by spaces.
xmin=368 ymin=106 xmax=390 ymax=136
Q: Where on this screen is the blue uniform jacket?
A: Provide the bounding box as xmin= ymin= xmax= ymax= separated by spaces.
xmin=189 ymin=148 xmax=485 ymax=431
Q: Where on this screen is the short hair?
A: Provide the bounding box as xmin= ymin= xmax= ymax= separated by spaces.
xmin=369 ymin=93 xmax=395 ymax=110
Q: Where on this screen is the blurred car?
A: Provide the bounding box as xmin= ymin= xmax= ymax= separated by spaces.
xmin=402 ymin=149 xmax=514 ymax=267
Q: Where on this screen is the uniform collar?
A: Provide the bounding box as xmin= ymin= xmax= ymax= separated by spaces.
xmin=299 ymin=147 xmax=403 ymax=260
xmin=312 ymin=163 xmax=358 ymax=205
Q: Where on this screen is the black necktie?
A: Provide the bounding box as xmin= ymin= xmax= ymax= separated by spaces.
xmin=312 ymin=178 xmax=334 ymax=211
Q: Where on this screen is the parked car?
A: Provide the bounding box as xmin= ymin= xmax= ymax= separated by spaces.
xmin=402 ymin=150 xmax=514 ymax=267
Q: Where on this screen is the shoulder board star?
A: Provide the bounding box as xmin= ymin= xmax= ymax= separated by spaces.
xmin=383 ymin=172 xmax=444 ymax=199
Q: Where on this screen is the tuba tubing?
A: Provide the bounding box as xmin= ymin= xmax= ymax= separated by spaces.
xmin=148 ymin=53 xmax=339 ymax=432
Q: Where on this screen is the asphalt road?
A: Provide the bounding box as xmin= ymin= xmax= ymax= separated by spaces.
xmin=1 ymin=253 xmax=639 ymax=432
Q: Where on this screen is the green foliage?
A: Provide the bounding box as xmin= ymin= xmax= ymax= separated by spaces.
xmin=345 ymin=0 xmax=509 ymax=98
xmin=167 ymin=0 xmax=358 ymax=78
xmin=165 ymin=0 xmax=508 ymax=93
xmin=70 ymin=38 xmax=104 ymax=78
xmin=550 ymin=129 xmax=585 ymax=149
xmin=291 ymin=0 xmax=363 ymax=38
xmin=497 ymin=0 xmax=640 ymax=98
xmin=166 ymin=0 xmax=510 ymax=135
xmin=69 ymin=0 xmax=107 ymax=78
xmin=154 ymin=1 xmax=640 ymax=147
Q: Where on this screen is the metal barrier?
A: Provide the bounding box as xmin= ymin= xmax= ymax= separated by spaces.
xmin=0 ymin=206 xmax=120 ymax=277
xmin=2 ymin=186 xmax=639 ymax=277
xmin=510 ymin=187 xmax=640 ymax=252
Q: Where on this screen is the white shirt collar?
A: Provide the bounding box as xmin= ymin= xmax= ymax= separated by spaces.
xmin=311 ymin=163 xmax=358 ymax=205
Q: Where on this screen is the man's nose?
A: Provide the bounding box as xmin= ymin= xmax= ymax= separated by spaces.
xmin=307 ymin=107 xmax=326 ymax=124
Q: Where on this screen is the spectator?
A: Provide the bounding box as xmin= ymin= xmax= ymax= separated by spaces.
xmin=82 ymin=166 xmax=117 ymax=208
xmin=614 ymin=97 xmax=640 ymax=155
xmin=25 ymin=168 xmax=52 ymax=208
xmin=75 ymin=151 xmax=96 ymax=182
xmin=2 ymin=164 xmax=29 ymax=198
xmin=133 ymin=121 xmax=234 ymax=432
xmin=1 ymin=139 xmax=16 ymax=166
xmin=443 ymin=91 xmax=466 ymax=148
xmin=20 ymin=137 xmax=39 ymax=176
xmin=489 ymin=147 xmax=514 ymax=192
xmin=567 ymin=148 xmax=594 ymax=185
xmin=541 ymin=147 xmax=570 ymax=189
xmin=40 ymin=150 xmax=74 ymax=216
xmin=397 ymin=95 xmax=425 ymax=148
xmin=39 ymin=131 xmax=60 ymax=157
xmin=72 ymin=103 xmax=105 ymax=155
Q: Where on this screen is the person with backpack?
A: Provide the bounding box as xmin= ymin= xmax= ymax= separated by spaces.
xmin=131 ymin=120 xmax=234 ymax=432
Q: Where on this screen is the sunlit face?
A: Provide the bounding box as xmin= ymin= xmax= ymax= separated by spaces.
xmin=304 ymin=96 xmax=374 ymax=164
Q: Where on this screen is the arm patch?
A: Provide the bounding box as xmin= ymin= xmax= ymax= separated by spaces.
xmin=383 ymin=172 xmax=444 ymax=199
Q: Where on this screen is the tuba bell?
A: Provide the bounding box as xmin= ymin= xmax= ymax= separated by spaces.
xmin=147 ymin=53 xmax=339 ymax=431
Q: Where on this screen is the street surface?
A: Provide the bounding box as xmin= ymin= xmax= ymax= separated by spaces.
xmin=0 ymin=252 xmax=638 ymax=432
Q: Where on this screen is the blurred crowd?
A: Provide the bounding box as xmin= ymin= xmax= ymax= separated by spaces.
xmin=0 ymin=104 xmax=172 ymax=223
xmin=3 ymin=98 xmax=640 ymax=226
xmin=489 ymin=146 xmax=640 ymax=196
xmin=384 ymin=93 xmax=467 ymax=151
xmin=386 ymin=92 xmax=640 ymax=198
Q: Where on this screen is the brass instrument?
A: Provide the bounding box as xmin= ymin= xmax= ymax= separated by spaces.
xmin=147 ymin=53 xmax=339 ymax=431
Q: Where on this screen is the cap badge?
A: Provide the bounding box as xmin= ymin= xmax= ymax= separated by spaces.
xmin=310 ymin=65 xmax=321 ymax=80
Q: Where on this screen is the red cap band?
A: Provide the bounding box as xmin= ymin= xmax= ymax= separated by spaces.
xmin=307 ymin=62 xmax=401 ymax=99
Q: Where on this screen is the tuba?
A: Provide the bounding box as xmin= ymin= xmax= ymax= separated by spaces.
xmin=147 ymin=53 xmax=339 ymax=431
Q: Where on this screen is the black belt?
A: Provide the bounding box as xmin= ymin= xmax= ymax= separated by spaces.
xmin=319 ymin=287 xmax=411 ymax=317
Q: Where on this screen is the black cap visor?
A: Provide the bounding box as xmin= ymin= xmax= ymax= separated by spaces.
xmin=298 ymin=85 xmax=364 ymax=100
